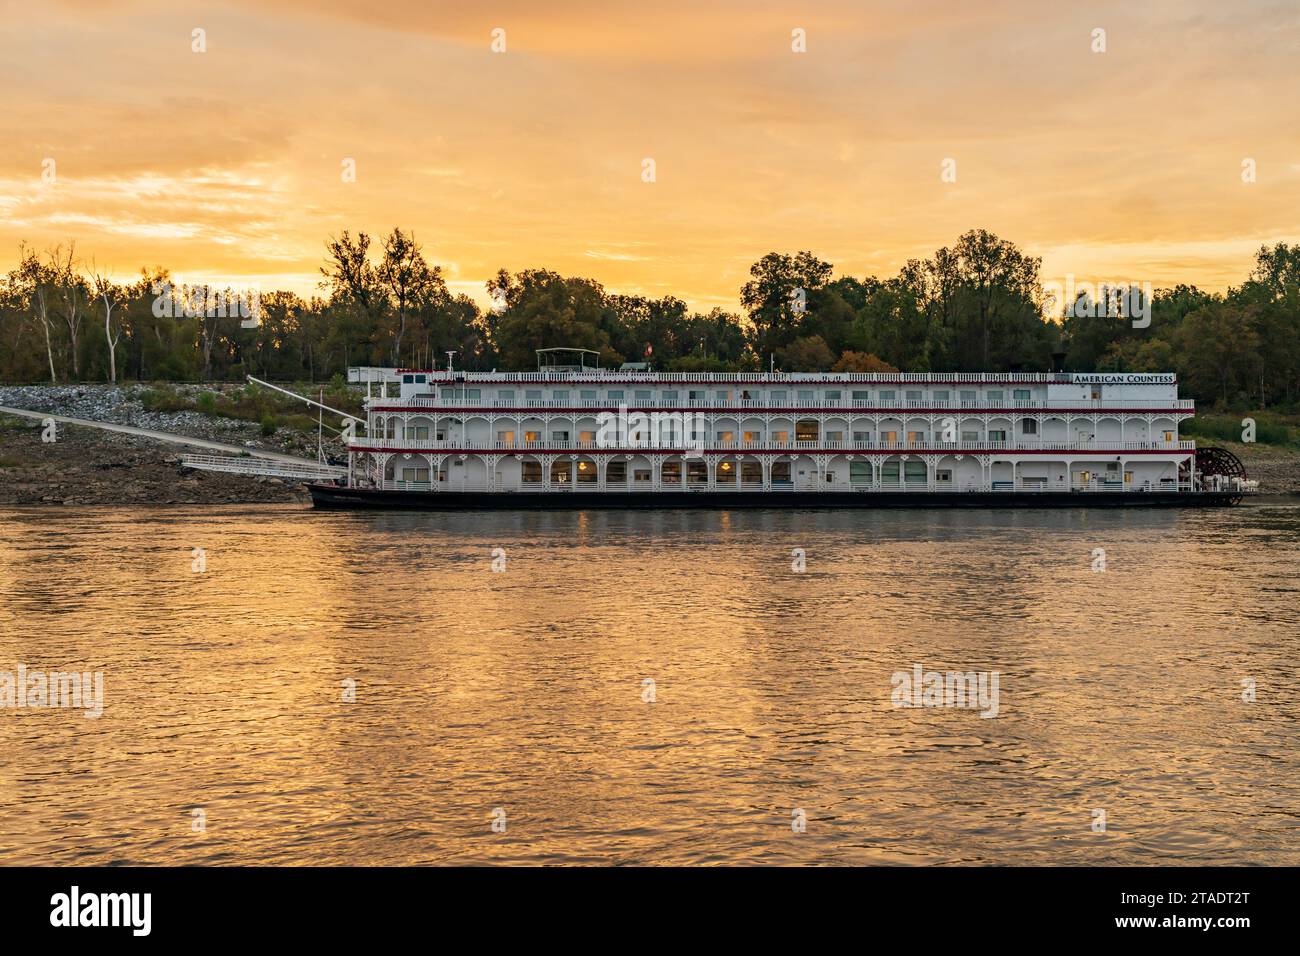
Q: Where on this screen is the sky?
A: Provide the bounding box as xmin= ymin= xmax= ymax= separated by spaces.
xmin=2 ymin=0 xmax=1298 ymax=313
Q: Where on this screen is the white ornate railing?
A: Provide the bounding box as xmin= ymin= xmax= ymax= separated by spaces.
xmin=368 ymin=397 xmax=1194 ymax=412
xmin=353 ymin=438 xmax=1196 ymax=453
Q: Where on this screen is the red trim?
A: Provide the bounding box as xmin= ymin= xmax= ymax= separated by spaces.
xmin=352 ymin=446 xmax=1192 ymax=457
xmin=390 ymin=372 xmax=1177 ymax=386
xmin=367 ymin=405 xmax=1192 ymax=415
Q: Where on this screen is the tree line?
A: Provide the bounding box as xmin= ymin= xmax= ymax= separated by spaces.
xmin=2 ymin=228 xmax=1297 ymax=410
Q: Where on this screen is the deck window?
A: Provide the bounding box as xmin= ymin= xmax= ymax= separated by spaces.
xmin=521 ymin=462 xmax=542 ymax=483
xmin=933 ymin=390 xmax=949 ymax=402
xmin=904 ymin=461 xmax=928 ymax=482
xmin=906 ymin=390 xmax=922 ymax=401
xmin=498 ymin=389 xmax=515 ymax=402
xmin=853 ymin=430 xmax=871 ymax=442
xmin=850 ymin=461 xmax=872 ymax=484
xmin=551 ymin=430 xmax=569 ymax=441
xmin=906 ymin=430 xmax=925 ymax=445
xmin=1021 ymin=419 xmax=1038 ymax=435
xmin=553 ymin=390 xmax=569 ymax=401
xmin=607 ymin=461 xmax=627 ymax=483
xmin=496 ymin=431 xmax=515 ymax=446
xmin=772 ymin=430 xmax=789 ymax=444
xmin=1014 ymin=389 xmax=1031 ymax=400
xmin=825 ymin=389 xmax=841 ymax=401
xmin=769 ymin=390 xmax=787 ymax=402
xmin=608 ymin=389 xmax=624 ymax=400
xmin=987 ymin=390 xmax=1004 ymax=401
xmin=852 ymin=390 xmax=870 ymax=400
xmin=580 ymin=389 xmax=597 ymax=401
xmin=798 ymin=389 xmax=815 ymax=402
xmin=635 ymin=390 xmax=653 ymax=401
xmin=988 ymin=429 xmax=1007 ymax=442
xmin=960 ymin=390 xmax=977 ymax=404
xmin=743 ymin=430 xmax=762 ymax=443
xmin=524 ymin=430 xmax=541 ymax=444
xmin=879 ymin=390 xmax=895 ymax=401
xmin=961 ymin=430 xmax=980 ymax=442
xmin=633 ymin=469 xmax=651 ymax=482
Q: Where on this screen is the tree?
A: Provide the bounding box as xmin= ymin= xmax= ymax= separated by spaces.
xmin=832 ymin=351 xmax=898 ymax=373
xmin=89 ymin=263 xmax=127 ymax=383
xmin=49 ymin=243 xmax=87 ymax=379
xmin=12 ymin=243 xmax=58 ymax=382
xmin=739 ymin=251 xmax=833 ymax=361
xmin=488 ymin=270 xmax=616 ymax=369
xmin=376 ymin=228 xmax=444 ymax=366
xmin=779 ymin=334 xmax=836 ymax=371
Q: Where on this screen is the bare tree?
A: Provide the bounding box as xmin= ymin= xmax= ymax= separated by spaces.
xmin=184 ymin=283 xmax=223 ymax=381
xmin=90 ymin=260 xmax=127 ymax=383
xmin=14 ymin=243 xmax=58 ymax=382
xmin=49 ymin=242 xmax=86 ymax=379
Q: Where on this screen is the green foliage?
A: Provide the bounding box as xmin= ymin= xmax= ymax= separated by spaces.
xmin=1181 ymin=412 xmax=1299 ymax=447
xmin=3 ymin=230 xmax=1299 ymax=419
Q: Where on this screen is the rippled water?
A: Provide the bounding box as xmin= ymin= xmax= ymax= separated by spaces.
xmin=1 ymin=501 xmax=1298 ymax=865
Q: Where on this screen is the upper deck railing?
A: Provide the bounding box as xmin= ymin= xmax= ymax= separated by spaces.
xmin=382 ymin=369 xmax=1176 ymax=384
xmin=366 ymin=397 xmax=1195 ymax=412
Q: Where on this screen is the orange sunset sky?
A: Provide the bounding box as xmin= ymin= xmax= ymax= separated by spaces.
xmin=2 ymin=0 xmax=1298 ymax=312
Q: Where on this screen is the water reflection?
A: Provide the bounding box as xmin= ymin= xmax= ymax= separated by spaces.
xmin=1 ymin=502 xmax=1297 ymax=864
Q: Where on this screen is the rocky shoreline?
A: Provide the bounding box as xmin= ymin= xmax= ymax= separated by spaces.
xmin=0 ymin=384 xmax=323 ymax=506
xmin=2 ymin=383 xmax=1298 ymax=505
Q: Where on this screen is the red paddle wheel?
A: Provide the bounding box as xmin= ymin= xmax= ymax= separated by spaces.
xmin=1195 ymin=446 xmax=1249 ymax=503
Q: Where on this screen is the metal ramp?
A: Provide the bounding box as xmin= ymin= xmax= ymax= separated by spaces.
xmin=180 ymin=453 xmax=345 ymax=481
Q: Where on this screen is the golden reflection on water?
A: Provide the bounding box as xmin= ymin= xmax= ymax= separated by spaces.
xmin=0 ymin=503 xmax=1298 ymax=865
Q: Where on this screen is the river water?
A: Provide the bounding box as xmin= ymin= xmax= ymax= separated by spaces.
xmin=1 ymin=502 xmax=1297 ymax=865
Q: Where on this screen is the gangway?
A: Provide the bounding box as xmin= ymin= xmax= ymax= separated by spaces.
xmin=179 ymin=453 xmax=345 ymax=481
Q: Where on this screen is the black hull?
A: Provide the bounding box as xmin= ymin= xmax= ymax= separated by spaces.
xmin=306 ymin=484 xmax=1245 ymax=511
